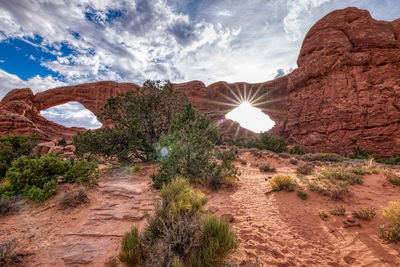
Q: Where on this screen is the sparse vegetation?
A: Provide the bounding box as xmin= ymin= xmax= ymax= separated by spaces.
xmin=269 ymin=174 xmax=296 ymax=192
xmin=118 ymin=178 xmax=237 ymax=266
xmin=352 ymin=206 xmax=376 ymax=221
xmin=331 ymin=205 xmax=346 ymax=216
xmin=375 ymin=155 xmax=400 ymax=165
xmin=318 ymin=210 xmax=328 ymax=220
xmin=289 ymin=158 xmax=298 ymax=165
xmin=233 ymin=132 xmax=287 ymax=153
xmin=301 ymin=153 xmax=343 ymax=162
xmin=296 ymin=164 xmax=314 ymax=175
xmin=0 ymin=239 xmax=20 ymax=265
xmin=259 ymin=163 xmax=276 ymax=172
xmin=378 ymin=201 xmax=400 ymax=242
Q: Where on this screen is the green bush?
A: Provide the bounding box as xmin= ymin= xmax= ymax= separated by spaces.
xmin=57 ymin=138 xmax=67 ymax=147
xmin=350 ymin=146 xmax=374 ymax=159
xmin=0 ymin=134 xmax=39 ymax=178
xmin=234 ymin=132 xmax=287 ymax=153
xmin=1 ymin=154 xmax=98 ymax=201
xmin=190 ymin=214 xmax=237 ymax=267
xmin=151 ymin=103 xmax=224 ymax=189
xmin=301 ymin=153 xmax=344 ymax=162
xmin=64 ymin=159 xmax=99 ymax=184
xmin=375 ymin=155 xmax=400 ymax=165
xmin=270 ymin=175 xmax=296 ymax=192
xmin=74 ymin=80 xmax=188 ymax=163
xmin=5 ymin=154 xmax=70 ymax=200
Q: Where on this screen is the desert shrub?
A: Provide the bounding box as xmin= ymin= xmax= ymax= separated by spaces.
xmin=352 ymin=206 xmax=376 ymax=221
xmin=0 ymin=239 xmax=20 ymax=265
xmin=57 ymin=138 xmax=67 ymax=147
xmin=5 ymin=154 xmax=70 ymax=201
xmin=75 ymin=80 xmax=188 ymax=163
xmin=307 ymin=181 xmax=325 ymax=194
xmin=234 ymin=132 xmax=287 ymax=153
xmin=289 ymin=145 xmax=306 ymax=155
xmin=119 ymin=227 xmax=148 ymax=266
xmin=296 ymin=188 xmax=307 ymax=200
xmin=296 ymin=164 xmax=313 ymax=175
xmin=0 ymin=197 xmax=16 ymax=216
xmin=327 ymin=183 xmax=349 ymax=200
xmin=160 ymin=178 xmax=207 ymax=215
xmin=259 ymin=163 xmax=276 ymax=172
xmin=387 ymin=173 xmax=400 ymax=186
xmin=189 ymin=214 xmax=237 ymax=267
xmin=119 ymin=177 xmax=236 ymax=266
xmin=289 ymin=159 xmax=298 ymax=165
xmin=331 ymin=205 xmax=346 ymax=216
xmin=64 ymin=159 xmax=99 ymax=184
xmin=151 ymin=104 xmax=228 ymax=189
xmin=379 ymin=201 xmax=400 ymax=242
xmin=0 ymin=134 xmax=39 ymax=178
xmin=350 ymin=146 xmax=374 ymax=159
xmin=375 ymin=155 xmax=400 ymax=165
xmin=318 ymin=211 xmax=328 ymax=220
xmin=2 ymin=154 xmax=97 ymax=201
xmin=301 ymin=153 xmax=343 ymax=162
xmin=59 ymin=188 xmax=89 ymax=209
xmin=239 ymin=159 xmax=247 ymax=165
xmin=279 ymin=152 xmax=290 ymax=159
xmin=270 ymin=175 xmax=296 ymax=192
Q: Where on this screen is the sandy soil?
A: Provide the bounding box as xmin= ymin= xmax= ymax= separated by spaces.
xmin=1 ymin=151 xmax=399 ymax=266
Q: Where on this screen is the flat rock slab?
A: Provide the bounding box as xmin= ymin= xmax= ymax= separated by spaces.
xmin=100 ymin=183 xmax=143 ymax=195
xmin=62 ymin=254 xmax=93 ymax=265
xmin=92 ymin=211 xmax=144 ymax=221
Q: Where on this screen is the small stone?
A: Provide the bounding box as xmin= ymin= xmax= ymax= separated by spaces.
xmin=207 ymin=206 xmax=219 ymax=213
xmin=221 ymin=214 xmax=235 ymax=223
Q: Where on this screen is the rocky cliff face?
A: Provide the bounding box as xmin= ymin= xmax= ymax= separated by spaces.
xmin=0 ymin=7 xmax=399 ymax=156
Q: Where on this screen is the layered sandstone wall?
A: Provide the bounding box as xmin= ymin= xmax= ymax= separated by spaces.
xmin=0 ymin=7 xmax=398 ymax=156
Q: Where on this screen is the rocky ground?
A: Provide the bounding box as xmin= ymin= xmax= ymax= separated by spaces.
xmin=1 ymin=150 xmax=399 ymax=266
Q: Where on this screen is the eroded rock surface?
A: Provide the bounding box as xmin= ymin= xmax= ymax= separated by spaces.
xmin=0 ymin=7 xmax=399 ymax=156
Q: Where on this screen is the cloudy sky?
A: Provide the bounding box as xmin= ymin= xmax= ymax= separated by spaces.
xmin=0 ymin=0 xmax=399 ymax=129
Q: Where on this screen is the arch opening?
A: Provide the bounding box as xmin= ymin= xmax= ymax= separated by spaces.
xmin=225 ymin=101 xmax=275 ymax=133
xmin=40 ymin=101 xmax=102 ymax=129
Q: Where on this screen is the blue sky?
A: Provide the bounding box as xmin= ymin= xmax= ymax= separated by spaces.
xmin=0 ymin=0 xmax=399 ymax=129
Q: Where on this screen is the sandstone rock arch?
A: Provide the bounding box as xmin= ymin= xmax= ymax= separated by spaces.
xmin=0 ymin=7 xmax=399 ymax=156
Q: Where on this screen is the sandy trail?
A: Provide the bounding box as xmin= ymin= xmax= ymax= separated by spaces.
xmin=205 ymin=152 xmax=400 ymax=266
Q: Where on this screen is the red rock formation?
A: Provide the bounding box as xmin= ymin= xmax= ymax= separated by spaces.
xmin=0 ymin=7 xmax=399 ymax=156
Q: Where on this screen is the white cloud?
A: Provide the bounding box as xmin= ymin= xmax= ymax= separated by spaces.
xmin=0 ymin=69 xmax=66 ymax=99
xmin=284 ymin=0 xmax=331 ymax=41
